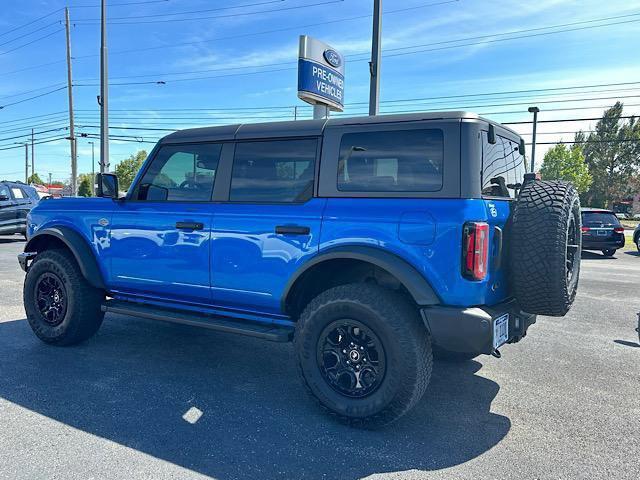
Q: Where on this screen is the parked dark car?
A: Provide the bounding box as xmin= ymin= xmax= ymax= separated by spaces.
xmin=0 ymin=181 xmax=40 ymax=238
xmin=633 ymin=223 xmax=640 ymax=252
xmin=581 ymin=208 xmax=625 ymax=256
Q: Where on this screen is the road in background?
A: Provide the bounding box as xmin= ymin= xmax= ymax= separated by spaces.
xmin=0 ymin=236 xmax=638 ymax=480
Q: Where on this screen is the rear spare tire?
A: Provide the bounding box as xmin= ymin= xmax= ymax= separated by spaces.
xmin=510 ymin=180 xmax=581 ymax=316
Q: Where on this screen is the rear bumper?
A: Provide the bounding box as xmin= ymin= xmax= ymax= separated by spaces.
xmin=582 ymin=234 xmax=625 ymax=250
xmin=420 ymin=300 xmax=536 ymax=356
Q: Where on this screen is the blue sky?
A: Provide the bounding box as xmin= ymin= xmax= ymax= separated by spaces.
xmin=0 ymin=0 xmax=638 ymax=183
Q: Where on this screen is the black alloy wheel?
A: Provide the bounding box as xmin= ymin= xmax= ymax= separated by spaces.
xmin=35 ymin=272 xmax=68 ymax=326
xmin=317 ymin=320 xmax=386 ymax=399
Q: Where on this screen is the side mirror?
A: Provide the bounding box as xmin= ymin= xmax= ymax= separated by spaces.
xmin=96 ymin=173 xmax=119 ymax=199
xmin=0 ymin=194 xmax=9 ymax=201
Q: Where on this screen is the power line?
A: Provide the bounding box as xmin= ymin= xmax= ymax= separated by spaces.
xmin=0 ymin=83 xmax=67 ymax=101
xmin=74 ymin=0 xmax=347 ymax=25
xmin=0 ymin=8 xmax=62 ymax=39
xmin=0 ymin=86 xmax=67 ymax=110
xmin=82 ymin=0 xmax=285 ymax=21
xmin=0 ymin=28 xmax=65 ymax=56
xmin=70 ymin=0 xmax=460 ymax=61
xmin=0 ymin=21 xmax=61 ymax=48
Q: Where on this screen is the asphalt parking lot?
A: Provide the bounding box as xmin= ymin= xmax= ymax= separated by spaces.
xmin=0 ymin=235 xmax=638 ymax=480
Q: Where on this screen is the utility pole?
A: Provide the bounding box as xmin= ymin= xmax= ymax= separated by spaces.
xmin=88 ymin=141 xmax=95 ymax=195
xmin=64 ymin=7 xmax=77 ymax=195
xmin=30 ymin=128 xmax=34 ymax=180
xmin=100 ymin=0 xmax=110 ymax=173
xmin=48 ymin=173 xmax=52 ymax=194
xmin=368 ymin=0 xmax=382 ymax=116
xmin=24 ymin=144 xmax=29 ymax=183
xmin=528 ymin=106 xmax=540 ymax=172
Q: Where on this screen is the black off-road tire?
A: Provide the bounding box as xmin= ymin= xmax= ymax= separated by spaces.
xmin=294 ymin=284 xmax=432 ymax=428
xmin=24 ymin=249 xmax=105 ymax=346
xmin=510 ymin=180 xmax=581 ymax=317
xmin=432 ymin=345 xmax=478 ymax=362
xmin=602 ymin=249 xmax=616 ymax=257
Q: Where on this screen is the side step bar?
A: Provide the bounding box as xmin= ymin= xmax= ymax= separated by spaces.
xmin=102 ymin=299 xmax=293 ymax=342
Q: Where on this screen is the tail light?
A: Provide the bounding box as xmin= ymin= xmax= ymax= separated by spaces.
xmin=581 ymin=227 xmax=590 ymax=233
xmin=462 ymin=222 xmax=489 ymax=281
xmin=614 ymin=227 xmax=624 ymax=233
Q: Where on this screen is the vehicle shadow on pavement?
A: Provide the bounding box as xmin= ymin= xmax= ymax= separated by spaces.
xmin=0 ymin=316 xmax=510 ymax=480
xmin=614 ymin=340 xmax=640 ymax=348
xmin=0 ymin=237 xmax=24 ymax=244
xmin=623 ymin=251 xmax=639 ymax=257
xmin=580 ymin=251 xmax=618 ymax=260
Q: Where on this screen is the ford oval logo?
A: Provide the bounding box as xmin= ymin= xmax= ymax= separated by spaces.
xmin=323 ymin=49 xmax=342 ymax=68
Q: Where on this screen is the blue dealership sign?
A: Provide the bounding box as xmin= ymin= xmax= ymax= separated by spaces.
xmin=298 ymin=36 xmax=345 ymax=112
xmin=298 ymin=58 xmax=344 ymax=110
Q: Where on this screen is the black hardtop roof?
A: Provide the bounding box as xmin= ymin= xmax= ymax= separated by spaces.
xmin=160 ymin=111 xmax=521 ymax=144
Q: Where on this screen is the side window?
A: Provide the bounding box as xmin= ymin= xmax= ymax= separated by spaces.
xmin=0 ymin=185 xmax=10 ymax=199
xmin=11 ymin=188 xmax=25 ymax=199
xmin=136 ymin=144 xmax=221 ymax=201
xmin=482 ymin=133 xmax=526 ymax=198
xmin=230 ymin=139 xmax=317 ymax=202
xmin=337 ymin=129 xmax=444 ymax=192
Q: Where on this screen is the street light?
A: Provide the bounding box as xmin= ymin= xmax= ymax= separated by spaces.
xmin=528 ymin=106 xmax=540 ymax=173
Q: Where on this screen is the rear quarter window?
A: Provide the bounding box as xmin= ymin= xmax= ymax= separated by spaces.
xmin=336 ymin=129 xmax=443 ymax=192
xmin=482 ymin=132 xmax=526 ymax=198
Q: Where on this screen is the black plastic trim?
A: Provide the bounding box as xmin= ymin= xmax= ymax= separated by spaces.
xmin=102 ymin=299 xmax=293 ymax=342
xmin=281 ymin=245 xmax=441 ymax=312
xmin=24 ymin=227 xmax=106 ymax=290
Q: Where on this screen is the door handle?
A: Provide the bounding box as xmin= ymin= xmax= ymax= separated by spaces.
xmin=176 ymin=221 xmax=204 ymax=230
xmin=275 ymin=225 xmax=310 ymax=235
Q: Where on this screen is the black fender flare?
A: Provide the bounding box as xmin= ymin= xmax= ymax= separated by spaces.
xmin=281 ymin=245 xmax=440 ymax=311
xmin=25 ymin=227 xmax=106 ymax=290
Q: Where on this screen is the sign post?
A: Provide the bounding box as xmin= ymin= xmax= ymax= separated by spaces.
xmin=298 ymin=35 xmax=345 ymax=119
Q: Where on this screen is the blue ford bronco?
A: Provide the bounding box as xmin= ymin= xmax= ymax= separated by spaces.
xmin=19 ymin=112 xmax=582 ymax=427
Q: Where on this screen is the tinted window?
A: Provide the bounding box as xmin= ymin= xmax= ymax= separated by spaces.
xmin=11 ymin=188 xmax=24 ymax=199
xmin=136 ymin=144 xmax=221 ymax=201
xmin=337 ymin=129 xmax=443 ymax=192
xmin=482 ymin=133 xmax=526 ymax=198
xmin=0 ymin=185 xmax=9 ymax=199
xmin=230 ymin=139 xmax=317 ymax=202
xmin=582 ymin=212 xmax=620 ymax=226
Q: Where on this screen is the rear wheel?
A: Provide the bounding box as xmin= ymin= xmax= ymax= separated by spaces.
xmin=295 ymin=284 xmax=432 ymax=428
xmin=635 ymin=236 xmax=640 ymax=252
xmin=602 ymin=249 xmax=616 ymax=257
xmin=24 ymin=249 xmax=105 ymax=346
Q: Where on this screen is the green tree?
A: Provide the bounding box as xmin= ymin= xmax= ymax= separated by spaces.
xmin=78 ymin=177 xmax=92 ymax=197
xmin=114 ymin=150 xmax=147 ymax=192
xmin=539 ymin=143 xmax=592 ymax=194
xmin=27 ymin=173 xmax=44 ymax=185
xmin=575 ymin=102 xmax=640 ymax=207
xmin=77 ymin=173 xmax=94 ymax=197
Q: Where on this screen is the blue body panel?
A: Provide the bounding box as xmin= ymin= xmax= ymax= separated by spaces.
xmin=26 ymin=194 xmax=511 ymax=321
xmin=321 ymin=198 xmax=511 ymax=307
xmin=210 ymin=199 xmax=326 ymax=315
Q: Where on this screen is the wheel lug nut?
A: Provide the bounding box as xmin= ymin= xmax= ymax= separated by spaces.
xmin=342 ymin=349 xmax=346 ymax=353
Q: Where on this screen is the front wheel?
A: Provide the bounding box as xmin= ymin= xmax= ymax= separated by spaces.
xmin=635 ymin=237 xmax=640 ymax=252
xmin=294 ymin=284 xmax=432 ymax=428
xmin=24 ymin=249 xmax=105 ymax=346
xmin=602 ymin=249 xmax=616 ymax=257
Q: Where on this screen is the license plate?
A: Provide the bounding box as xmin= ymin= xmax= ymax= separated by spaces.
xmin=493 ymin=314 xmax=509 ymax=349
xmin=596 ymin=229 xmax=607 ymax=236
